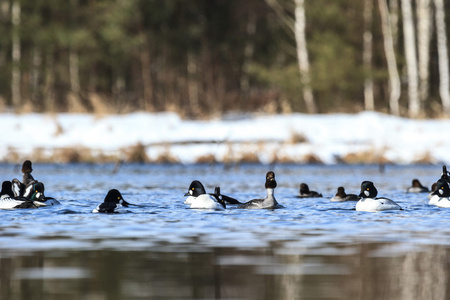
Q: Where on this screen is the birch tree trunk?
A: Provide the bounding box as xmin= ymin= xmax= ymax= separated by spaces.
xmin=11 ymin=0 xmax=20 ymax=110
xmin=416 ymin=0 xmax=432 ymax=104
xmin=363 ymin=0 xmax=374 ymax=111
xmin=389 ymin=0 xmax=399 ymax=47
xmin=31 ymin=47 xmax=42 ymax=105
xmin=294 ymin=0 xmax=316 ymax=114
xmin=434 ymin=0 xmax=450 ymax=115
xmin=187 ymin=51 xmax=200 ymax=115
xmin=69 ymin=50 xmax=80 ymax=95
xmin=378 ymin=0 xmax=401 ymax=116
xmin=44 ymin=53 xmax=55 ymax=112
xmin=140 ymin=45 xmax=152 ymax=111
xmin=401 ymin=0 xmax=420 ymax=118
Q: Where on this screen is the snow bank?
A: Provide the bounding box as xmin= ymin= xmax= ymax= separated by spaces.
xmin=1 ymin=111 xmax=448 ymax=164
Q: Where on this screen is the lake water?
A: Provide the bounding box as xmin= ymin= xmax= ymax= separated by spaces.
xmin=0 ymin=163 xmax=449 ymax=299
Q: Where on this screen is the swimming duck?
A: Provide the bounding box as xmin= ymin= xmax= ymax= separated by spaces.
xmin=184 ymin=180 xmax=240 ymax=205
xmin=184 ymin=180 xmax=226 ymax=210
xmin=331 ymin=186 xmax=360 ymax=202
xmin=298 ymin=183 xmax=322 ymax=198
xmin=406 ymin=179 xmax=429 ymax=193
xmin=11 ymin=160 xmax=36 ymax=197
xmin=429 ymin=179 xmax=450 ymax=207
xmin=92 ymin=189 xmax=131 ymax=213
xmin=27 ymin=182 xmax=60 ymax=207
xmin=356 ymin=181 xmax=402 ymax=212
xmin=238 ymin=171 xmax=280 ymax=209
xmin=441 ymin=165 xmax=450 ymax=183
xmin=0 ymin=181 xmax=37 ymax=209
xmin=21 ymin=160 xmax=35 ymax=186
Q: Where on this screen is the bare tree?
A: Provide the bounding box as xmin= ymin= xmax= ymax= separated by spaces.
xmin=266 ymin=0 xmax=317 ymax=113
xmin=294 ymin=0 xmax=316 ymax=113
xmin=389 ymin=0 xmax=399 ymax=47
xmin=363 ymin=0 xmax=374 ymax=110
xmin=11 ymin=0 xmax=20 ymax=110
xmin=417 ymin=0 xmax=432 ymax=104
xmin=401 ymin=0 xmax=420 ymax=118
xmin=240 ymin=11 xmax=256 ymax=96
xmin=434 ymin=0 xmax=450 ymax=115
xmin=378 ymin=0 xmax=401 ymax=115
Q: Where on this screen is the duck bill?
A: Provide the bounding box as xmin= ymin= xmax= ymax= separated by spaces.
xmin=358 ymin=192 xmax=364 ymax=197
xmin=121 ymin=200 xmax=130 ymax=207
xmin=184 ymin=192 xmax=190 ymax=196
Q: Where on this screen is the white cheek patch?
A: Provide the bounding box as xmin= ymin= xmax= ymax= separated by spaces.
xmin=364 ymin=190 xmax=370 ymax=197
xmin=439 ymin=189 xmax=444 ymax=195
xmin=189 ymin=190 xmax=193 ymax=195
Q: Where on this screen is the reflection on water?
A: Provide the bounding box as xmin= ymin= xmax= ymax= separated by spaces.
xmin=0 ymin=163 xmax=450 ymax=299
xmin=1 ymin=242 xmax=449 ymax=299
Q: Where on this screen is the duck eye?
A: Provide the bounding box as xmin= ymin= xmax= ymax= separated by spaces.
xmin=118 ymin=197 xmax=121 ymax=200
xmin=366 ymin=188 xmax=369 ymax=190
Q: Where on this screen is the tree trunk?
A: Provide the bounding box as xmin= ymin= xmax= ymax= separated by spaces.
xmin=434 ymin=0 xmax=450 ymax=115
xmin=416 ymin=0 xmax=432 ymax=104
xmin=11 ymin=0 xmax=20 ymax=111
xmin=187 ymin=51 xmax=200 ymax=115
xmin=140 ymin=44 xmax=153 ymax=111
xmin=363 ymin=0 xmax=374 ymax=111
xmin=294 ymin=0 xmax=316 ymax=114
xmin=31 ymin=46 xmax=42 ymax=105
xmin=240 ymin=11 xmax=256 ymax=98
xmin=401 ymin=0 xmax=420 ymax=118
xmin=44 ymin=53 xmax=55 ymax=112
xmin=378 ymin=0 xmax=401 ymax=116
xmin=69 ymin=50 xmax=80 ymax=95
xmin=389 ymin=0 xmax=399 ymax=47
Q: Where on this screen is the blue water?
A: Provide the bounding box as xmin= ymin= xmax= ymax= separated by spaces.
xmin=0 ymin=163 xmax=449 ymax=299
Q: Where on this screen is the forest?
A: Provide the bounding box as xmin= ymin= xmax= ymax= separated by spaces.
xmin=1 ymin=0 xmax=449 ymax=118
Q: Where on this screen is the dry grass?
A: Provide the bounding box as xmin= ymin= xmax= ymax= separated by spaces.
xmin=89 ymin=93 xmax=115 ymax=115
xmin=124 ymin=143 xmax=149 ymax=163
xmin=302 ymin=154 xmax=323 ymax=164
xmin=411 ymin=152 xmax=434 ymax=164
xmin=54 ymin=147 xmax=92 ymax=163
xmin=288 ymin=131 xmax=308 ymax=144
xmin=67 ymin=92 xmax=89 ymax=113
xmin=340 ymin=151 xmax=391 ymax=164
xmin=150 ymin=146 xmax=179 ymax=164
xmin=236 ymin=152 xmax=260 ymax=163
xmin=195 ymin=154 xmax=217 ymax=164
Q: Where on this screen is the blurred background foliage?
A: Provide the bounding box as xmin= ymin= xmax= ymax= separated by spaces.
xmin=0 ymin=0 xmax=449 ymax=118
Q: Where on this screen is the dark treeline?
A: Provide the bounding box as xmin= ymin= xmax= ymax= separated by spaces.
xmin=1 ymin=0 xmax=449 ymax=118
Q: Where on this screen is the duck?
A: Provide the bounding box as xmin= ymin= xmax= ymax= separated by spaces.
xmin=26 ymin=182 xmax=60 ymax=207
xmin=428 ymin=182 xmax=438 ymax=202
xmin=356 ymin=181 xmax=402 ymax=212
xmin=406 ymin=179 xmax=429 ymax=193
xmin=298 ymin=183 xmax=322 ymax=198
xmin=92 ymin=189 xmax=131 ymax=213
xmin=331 ymin=186 xmax=360 ymax=202
xmin=184 ymin=180 xmax=226 ymax=210
xmin=429 ymin=179 xmax=450 ymax=207
xmin=0 ymin=181 xmax=37 ymax=209
xmin=442 ymin=165 xmax=450 ymax=180
xmin=238 ymin=171 xmax=281 ymax=209
xmin=11 ymin=160 xmax=37 ymax=197
xmin=184 ymin=180 xmax=240 ymax=205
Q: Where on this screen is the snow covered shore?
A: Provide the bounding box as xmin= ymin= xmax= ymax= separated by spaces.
xmin=1 ymin=111 xmax=448 ymax=164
